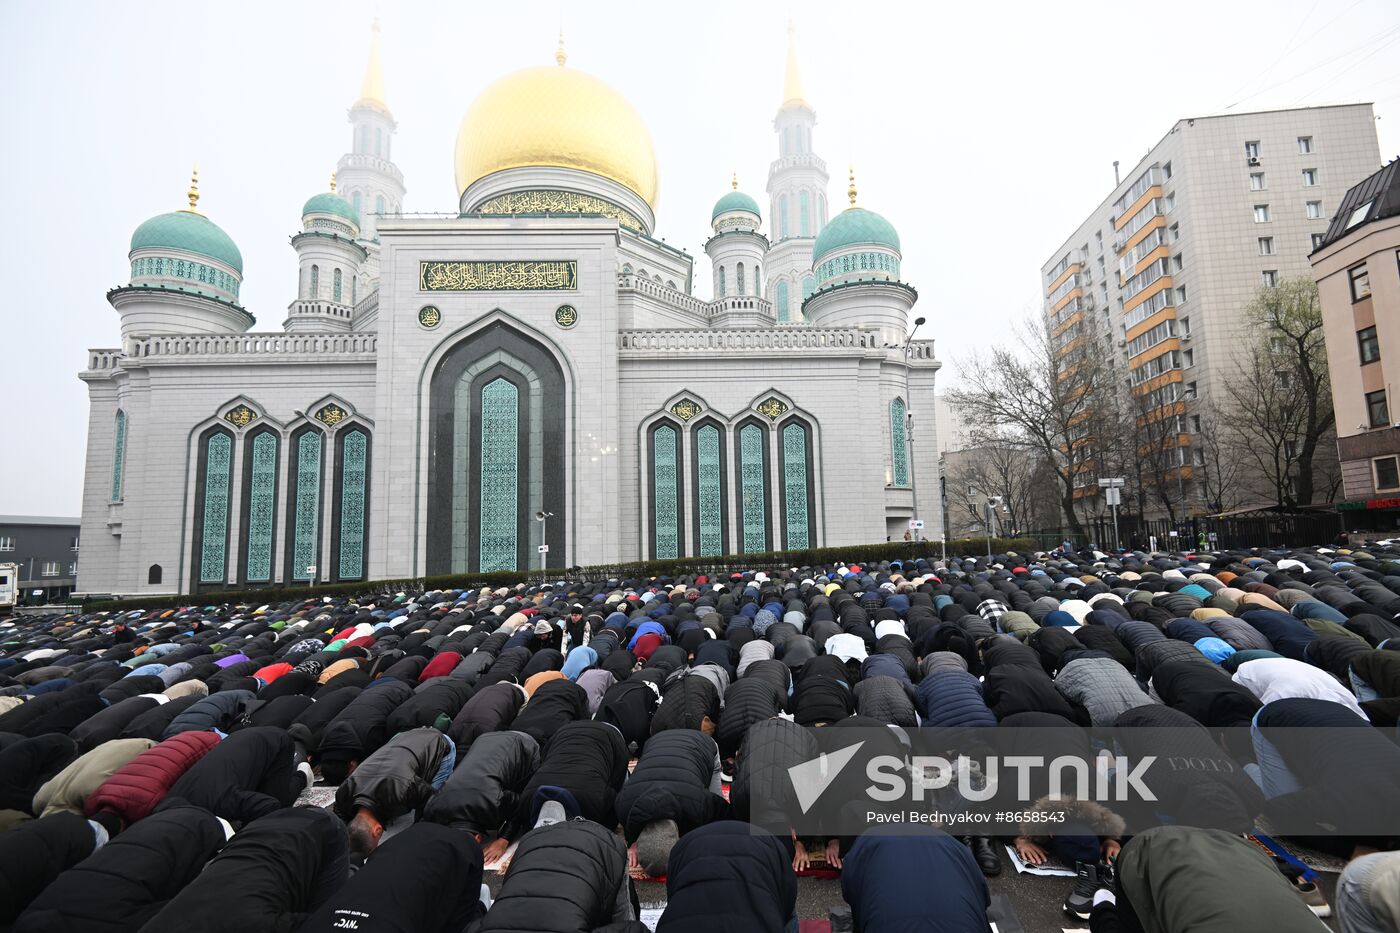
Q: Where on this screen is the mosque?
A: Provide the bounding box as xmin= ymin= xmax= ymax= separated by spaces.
xmin=76 ymin=23 xmax=941 ymax=596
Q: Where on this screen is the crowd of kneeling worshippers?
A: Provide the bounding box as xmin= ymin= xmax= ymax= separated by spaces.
xmin=4 ymin=544 xmax=1400 ymax=932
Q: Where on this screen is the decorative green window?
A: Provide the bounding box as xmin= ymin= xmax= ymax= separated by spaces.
xmin=737 ymin=263 xmax=745 ymax=296
xmin=375 ymin=195 xmax=385 ymax=215
xmin=776 ymin=281 xmax=790 ymax=321
xmin=802 ymin=275 xmax=815 ymax=299
xmin=653 ymin=424 xmax=679 ymax=560
xmin=799 ymin=191 xmax=811 ymax=236
xmin=333 ymin=268 xmax=343 ymax=303
xmin=739 ymin=423 xmax=767 ymax=553
xmin=696 ymin=424 xmax=724 ymax=557
xmin=718 ymin=267 xmax=726 ymax=298
xmin=291 ymin=431 xmax=322 ymax=582
xmin=351 ymin=276 xmax=357 ymax=305
xmin=111 ymin=410 xmax=127 ymax=501
xmin=891 ymin=397 xmax=909 ymax=487
xmin=782 ymin=422 xmax=811 ymax=549
xmin=244 ymin=432 xmax=278 ymax=582
xmin=199 ymin=433 xmax=233 ymax=584
xmin=779 ymin=194 xmax=789 ymax=238
xmin=352 ymin=191 xmax=362 ymax=214
xmin=479 ymin=378 xmax=519 ymax=572
xmin=337 ymin=429 xmax=368 ymax=580
xmin=309 ymin=265 xmax=319 ymax=299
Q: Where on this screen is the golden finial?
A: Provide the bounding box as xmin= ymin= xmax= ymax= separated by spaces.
xmin=329 ymin=171 xmax=337 ymax=193
xmin=555 ymin=29 xmax=567 ymax=66
xmin=782 ymin=18 xmax=808 ymax=107
xmin=731 ymin=171 xmax=738 ymax=190
xmin=847 ymin=165 xmax=858 ymax=207
xmin=359 ymin=18 xmax=386 ymax=106
xmin=184 ymin=163 xmax=201 ymax=214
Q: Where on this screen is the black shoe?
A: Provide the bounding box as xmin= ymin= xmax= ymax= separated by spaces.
xmin=971 ymin=836 xmax=1002 ymax=877
xmin=1064 ymin=861 xmax=1100 ymax=920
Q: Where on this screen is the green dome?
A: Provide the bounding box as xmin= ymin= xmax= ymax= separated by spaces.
xmin=712 ymin=190 xmax=761 ymax=221
xmin=130 ymin=210 xmax=243 ymax=274
xmin=302 ymin=192 xmax=361 ymax=226
xmin=812 ymin=207 xmax=900 ymax=261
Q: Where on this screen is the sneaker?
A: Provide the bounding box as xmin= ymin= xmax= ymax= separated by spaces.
xmin=1064 ymin=861 xmax=1100 ymax=920
xmin=1292 ymin=876 xmax=1331 ymax=918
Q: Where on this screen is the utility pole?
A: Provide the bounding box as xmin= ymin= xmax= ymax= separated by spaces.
xmin=535 ymin=510 xmax=554 ymax=576
xmin=903 ymin=316 xmax=927 ymax=543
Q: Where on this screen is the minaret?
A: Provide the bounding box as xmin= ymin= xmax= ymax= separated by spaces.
xmin=335 ymin=19 xmax=406 ymax=290
xmin=764 ymin=21 xmax=829 ymax=323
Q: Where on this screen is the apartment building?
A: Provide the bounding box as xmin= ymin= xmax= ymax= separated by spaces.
xmin=1311 ymin=159 xmax=1400 ymax=533
xmin=1042 ymin=104 xmax=1380 ymax=513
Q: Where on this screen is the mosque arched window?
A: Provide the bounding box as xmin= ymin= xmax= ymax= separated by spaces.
xmin=333 ymin=268 xmax=343 ymax=303
xmin=111 ymin=410 xmax=127 ymax=502
xmin=802 ymin=275 xmax=816 ymax=300
xmin=737 ymin=263 xmax=746 ymax=295
xmin=194 ymin=428 xmax=234 ymax=586
xmin=351 ymin=276 xmax=357 ymax=305
xmin=478 ymin=378 xmax=520 ymax=573
xmin=780 ymin=418 xmax=815 ymax=549
xmin=352 ymin=191 xmax=362 ymax=215
xmin=776 ymin=281 xmax=790 ymax=321
xmin=374 ymin=128 xmax=382 ymax=156
xmin=241 ymin=429 xmax=279 ymax=584
xmin=779 ymin=195 xmax=790 ymax=238
xmin=375 ymin=195 xmax=385 ymax=215
xmin=334 ymin=426 xmax=370 ymax=581
xmin=717 ymin=266 xmax=726 ymax=298
xmin=358 ymin=125 xmax=368 ymax=154
xmin=754 ymin=264 xmax=761 ymax=295
xmin=890 ymin=397 xmax=909 ymax=487
xmin=738 ymin=420 xmax=770 ymax=553
xmin=309 ymin=265 xmax=319 ymax=299
xmin=799 ymin=191 xmax=811 ymax=236
xmin=693 ymin=420 xmax=727 ymax=557
xmin=147 ymin=564 xmax=162 ymax=586
xmin=286 ymin=427 xmax=323 ymax=583
xmin=650 ymin=421 xmax=681 ymax=560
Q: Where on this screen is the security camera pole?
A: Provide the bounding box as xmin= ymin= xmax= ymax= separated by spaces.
xmin=902 ymin=316 xmax=927 ymax=544
xmin=535 ymin=510 xmax=554 ymax=575
xmin=1098 ymin=477 xmax=1125 ymax=551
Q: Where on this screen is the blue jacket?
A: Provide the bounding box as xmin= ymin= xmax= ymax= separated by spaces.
xmin=915 ymin=670 xmax=997 ymax=728
xmin=841 ymin=833 xmax=991 ymax=932
xmin=1241 ymin=610 xmax=1318 ymax=661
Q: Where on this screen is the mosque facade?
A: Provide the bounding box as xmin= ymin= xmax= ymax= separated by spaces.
xmin=76 ymin=25 xmax=941 ymax=596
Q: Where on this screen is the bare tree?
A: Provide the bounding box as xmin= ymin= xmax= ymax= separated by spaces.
xmin=944 ymin=433 xmax=1045 ymax=536
xmin=1225 ymin=277 xmax=1336 ymax=507
xmin=1191 ymin=402 xmax=1251 ymax=514
xmin=949 ymin=315 xmax=1118 ymax=539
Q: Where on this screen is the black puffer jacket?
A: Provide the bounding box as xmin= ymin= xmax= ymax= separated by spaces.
xmin=852 ymin=676 xmax=917 ymax=727
xmin=14 ymin=806 xmax=226 ymax=933
xmin=0 ymin=812 xmax=97 ymax=924
xmin=333 ymin=727 xmax=452 ymax=822
xmin=163 ymin=726 xmax=301 ymax=824
xmin=615 ymin=731 xmax=728 ymax=844
xmin=649 ymin=675 xmax=720 ymax=736
xmin=160 ymin=689 xmax=257 ymax=739
xmin=475 ymin=819 xmax=635 ymax=933
xmin=730 ymin=717 xmax=819 ymax=832
xmin=285 ymin=686 xmax=362 ymax=754
xmin=715 ymin=678 xmax=785 ymax=760
xmin=0 ymin=734 xmax=76 ymax=814
xmin=69 ymin=696 xmax=160 ymax=753
xmin=0 ymin=683 xmax=104 ymax=738
xmin=519 ymin=721 xmax=629 ymax=829
xmin=425 ymin=730 xmax=540 ymax=837
xmin=596 ymin=680 xmax=659 ymax=750
xmin=316 ymin=678 xmax=414 ymax=763
xmin=448 ymin=683 xmax=526 ymax=754
xmin=385 ymin=678 xmax=473 ymax=736
xmin=510 ymin=680 xmax=588 ymax=748
xmin=656 ymin=821 xmax=796 ymax=933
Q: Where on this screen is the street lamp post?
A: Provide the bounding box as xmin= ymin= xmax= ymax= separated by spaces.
xmin=535 ymin=510 xmax=554 ymax=575
xmin=903 ymin=316 xmax=927 ymax=545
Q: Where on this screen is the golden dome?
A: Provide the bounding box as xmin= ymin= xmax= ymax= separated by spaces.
xmin=454 ymin=61 xmax=659 ymax=209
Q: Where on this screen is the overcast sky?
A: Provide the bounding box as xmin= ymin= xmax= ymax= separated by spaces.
xmin=2 ymin=0 xmax=1398 ymax=516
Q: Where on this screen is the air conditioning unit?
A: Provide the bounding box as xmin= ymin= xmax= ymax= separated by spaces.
xmin=1247 ymin=157 xmax=1260 ymax=166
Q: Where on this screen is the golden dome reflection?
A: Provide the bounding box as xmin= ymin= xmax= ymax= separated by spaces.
xmin=454 ymin=60 xmax=659 ymax=209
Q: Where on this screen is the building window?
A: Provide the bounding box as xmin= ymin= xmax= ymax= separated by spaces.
xmin=801 ymin=275 xmax=816 ymax=300
xmin=1302 ymin=168 xmax=1318 ymax=187
xmin=336 ymin=427 xmax=370 ymax=581
xmin=1298 ymin=136 xmax=1313 ymax=154
xmin=1176 ymin=285 xmax=1188 ymax=304
xmin=1250 ymin=172 xmax=1266 ymax=191
xmin=196 ymin=430 xmax=234 ymax=585
xmin=288 ymin=428 xmax=323 ymax=582
xmin=1359 ymin=325 xmax=1381 ymax=364
xmin=309 ymin=265 xmax=319 ymax=299
xmin=1258 ymin=237 xmax=1274 ymax=256
xmin=148 ymin=564 xmax=162 ymax=585
xmin=1191 ymin=414 xmax=1202 ymax=432
xmin=0 ymin=537 xmax=13 ymax=551
xmin=1306 ymin=201 xmax=1323 ymax=220
xmin=775 ymin=281 xmax=790 ymax=321
xmin=352 ymin=191 xmax=361 ymax=215
xmin=375 ymin=195 xmax=385 ymax=215
xmin=1350 ymin=264 xmax=1372 ymax=301
xmin=1254 ymin=205 xmax=1271 ymax=223
xmin=352 ymin=276 xmax=357 ymax=305
xmin=478 ymin=378 xmax=519 ymax=572
xmin=717 ymin=267 xmax=726 ymax=298
xmin=781 ymin=421 xmax=813 ymax=550
xmin=1262 ymin=270 xmax=1278 ymax=287
xmin=1163 ymin=160 xmax=1173 ymax=179
xmin=243 ymin=430 xmax=279 ymax=584
xmin=651 ymin=422 xmax=681 ymax=560
xmin=778 ymin=194 xmax=789 ymax=238
xmin=736 ymin=263 xmax=745 ymax=295
xmin=738 ymin=423 xmax=769 ymax=553
xmin=111 ymin=409 xmax=127 ymax=502
xmin=694 ymin=423 xmax=726 ymax=557
xmin=799 ymin=191 xmax=811 ymax=237
xmin=1180 ymin=316 xmax=1191 ymax=337
xmin=1184 ymin=381 xmax=1198 ymax=400
xmin=890 ymin=397 xmax=909 ymax=487
xmin=1367 ymin=389 xmax=1390 ymax=428
xmin=1183 ymin=348 xmax=1195 ymax=367
xmin=1376 ymin=456 xmax=1400 ymax=492
xmin=1169 ymin=222 xmax=1180 ymax=242
xmin=1312 ymin=233 xmax=1325 ymax=249
xmin=40 ymin=562 xmax=59 ymax=577
xmin=333 ymin=268 xmax=343 ymax=302
xmin=68 ymin=562 xmax=77 ymax=577
xmin=1246 ymin=140 xmax=1261 ymax=160
xmin=1173 ymin=253 xmax=1184 ymax=272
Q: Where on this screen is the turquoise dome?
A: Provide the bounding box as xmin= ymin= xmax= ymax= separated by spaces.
xmin=712 ymin=190 xmax=761 ymax=221
xmin=812 ymin=207 xmax=900 ymax=261
xmin=302 ymin=192 xmax=361 ymax=226
xmin=130 ymin=210 xmax=243 ymax=274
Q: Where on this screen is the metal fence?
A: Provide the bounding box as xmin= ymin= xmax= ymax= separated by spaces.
xmin=1037 ymin=511 xmax=1343 ymax=552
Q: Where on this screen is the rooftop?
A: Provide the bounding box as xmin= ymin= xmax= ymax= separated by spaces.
xmin=1316 ymin=157 xmax=1400 ymax=252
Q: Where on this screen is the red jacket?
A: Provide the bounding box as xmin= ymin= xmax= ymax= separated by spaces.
xmin=418 ymin=651 xmax=462 ymax=684
xmin=84 ymin=729 xmax=220 ymax=824
xmin=252 ymin=661 xmax=292 ymax=683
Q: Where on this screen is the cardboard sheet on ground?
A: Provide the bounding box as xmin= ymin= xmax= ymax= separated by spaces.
xmin=1004 ymin=844 xmax=1077 ymax=877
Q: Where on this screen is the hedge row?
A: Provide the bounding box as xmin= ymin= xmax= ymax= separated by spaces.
xmin=80 ymin=537 xmax=1036 ymax=614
